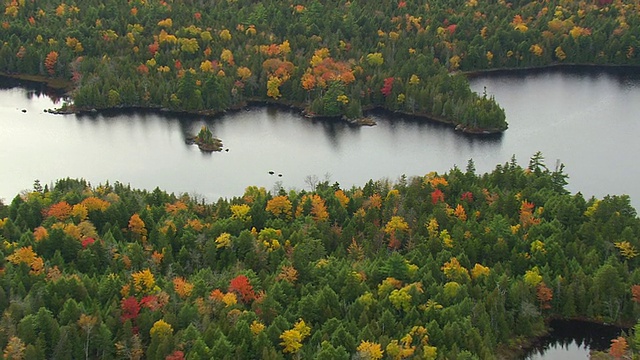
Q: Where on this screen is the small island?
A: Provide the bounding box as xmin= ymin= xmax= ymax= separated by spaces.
xmin=187 ymin=125 xmax=223 ymax=152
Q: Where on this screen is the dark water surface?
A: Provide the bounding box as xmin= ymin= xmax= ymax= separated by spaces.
xmin=522 ymin=319 xmax=626 ymax=359
xmin=1 ymin=68 xmax=639 ymax=210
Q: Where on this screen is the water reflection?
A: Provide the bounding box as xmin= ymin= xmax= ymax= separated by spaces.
xmin=0 ymin=76 xmax=66 ymax=104
xmin=1 ymin=68 xmax=640 ymax=209
xmin=522 ymin=320 xmax=626 ymax=360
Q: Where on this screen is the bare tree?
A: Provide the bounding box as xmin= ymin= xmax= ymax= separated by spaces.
xmin=304 ymin=175 xmax=319 ymax=191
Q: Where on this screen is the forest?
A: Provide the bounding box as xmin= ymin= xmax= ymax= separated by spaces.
xmin=0 ymin=153 xmax=639 ymax=359
xmin=10 ymin=0 xmax=637 ymax=131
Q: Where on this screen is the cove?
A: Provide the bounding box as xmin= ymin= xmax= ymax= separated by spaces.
xmin=521 ymin=319 xmax=627 ymax=359
xmin=1 ymin=67 xmax=640 ymax=212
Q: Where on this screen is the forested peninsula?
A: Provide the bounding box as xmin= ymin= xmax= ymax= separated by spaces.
xmin=3 ymin=0 xmax=640 ymax=132
xmin=1 ymin=0 xmax=632 ymax=132
xmin=0 ymin=155 xmax=640 ymax=359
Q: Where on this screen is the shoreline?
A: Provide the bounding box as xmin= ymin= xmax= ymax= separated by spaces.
xmin=7 ymin=62 xmax=637 ymax=135
xmin=0 ymin=71 xmax=74 ymax=92
xmin=48 ymin=99 xmax=504 ymax=135
xmin=500 ymin=316 xmax=632 ymax=359
xmin=462 ymin=63 xmax=640 ymax=78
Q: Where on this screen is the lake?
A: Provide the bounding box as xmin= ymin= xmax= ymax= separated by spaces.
xmin=0 ymin=68 xmax=638 ymax=357
xmin=521 ymin=319 xmax=626 ymax=359
xmin=2 ymin=67 xmax=639 ymax=210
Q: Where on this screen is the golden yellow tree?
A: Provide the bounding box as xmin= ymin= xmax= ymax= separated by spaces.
xmin=280 ymin=319 xmax=311 ymax=354
xmin=442 ymin=257 xmax=470 ymax=283
xmin=266 ymin=196 xmax=293 ymax=218
xmin=230 ymin=204 xmax=251 ymax=222
xmin=132 ymin=269 xmax=156 ymax=294
xmin=357 ymin=341 xmax=384 ymax=360
xmin=128 ymin=213 xmax=147 ymax=243
xmin=7 ymin=246 xmax=44 ymax=275
xmin=471 ymin=263 xmax=490 ymax=279
xmin=215 ymin=232 xmax=232 ymax=248
xmin=310 ymin=194 xmax=329 ymax=221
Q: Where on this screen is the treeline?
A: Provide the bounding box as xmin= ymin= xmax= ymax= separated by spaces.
xmin=1 ymin=153 xmax=640 ymax=359
xmin=40 ymin=0 xmax=640 ymax=130
xmin=3 ymin=0 xmax=638 ymax=129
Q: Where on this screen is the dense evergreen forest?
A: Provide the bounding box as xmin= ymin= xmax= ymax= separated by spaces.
xmin=0 ymin=154 xmax=639 ymax=358
xmin=21 ymin=0 xmax=640 ymax=131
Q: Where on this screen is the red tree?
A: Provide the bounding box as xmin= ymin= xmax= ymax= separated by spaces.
xmin=381 ymin=77 xmax=394 ymax=97
xmin=121 ymin=296 xmax=140 ymax=322
xmin=166 ymin=351 xmax=185 ymax=360
xmin=431 ymin=189 xmax=444 ymax=204
xmin=229 ymin=275 xmax=255 ymax=303
xmin=461 ymin=191 xmax=474 ymax=202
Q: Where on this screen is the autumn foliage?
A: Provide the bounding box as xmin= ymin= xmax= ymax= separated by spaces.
xmin=45 ymin=201 xmax=72 ymax=221
xmin=121 ymin=296 xmax=140 ymax=322
xmin=609 ymin=336 xmax=628 ymax=358
xmin=2 ymin=156 xmax=640 ymax=357
xmin=44 ymin=51 xmax=59 ymax=75
xmin=266 ymin=195 xmax=292 ymax=218
xmin=128 ymin=213 xmax=147 ymax=242
xmin=229 ymin=275 xmax=255 ymax=303
xmin=381 ymin=77 xmax=394 ymax=97
xmin=536 ymin=282 xmax=553 ymax=310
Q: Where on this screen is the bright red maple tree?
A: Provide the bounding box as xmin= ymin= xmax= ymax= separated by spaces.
xmin=229 ymin=275 xmax=255 ymax=303
xmin=120 ymin=296 xmax=140 ymax=322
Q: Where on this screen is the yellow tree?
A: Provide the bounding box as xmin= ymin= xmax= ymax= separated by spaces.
xmin=614 ymin=241 xmax=638 ymax=259
xmin=81 ymin=196 xmax=111 ymax=211
xmin=149 ymin=320 xmax=173 ymax=359
xmin=280 ymin=319 xmax=311 ymax=354
xmin=442 ymin=257 xmax=470 ymax=283
xmin=219 ymin=29 xmax=231 ymax=41
xmin=471 ymin=263 xmax=490 ymax=279
xmin=7 ymin=246 xmax=44 ymax=275
xmin=215 ymin=232 xmax=232 ymax=248
xmin=250 ymin=320 xmax=266 ymax=335
xmin=266 ymin=195 xmax=293 ymax=218
xmin=334 ymin=190 xmax=350 ymax=208
xmin=384 ymin=216 xmax=409 ymax=250
xmin=230 ymin=204 xmax=251 ymax=222
xmin=128 ymin=213 xmax=147 ymax=243
xmin=524 ymin=267 xmax=543 ymax=287
xmin=132 ymin=269 xmax=156 ymax=294
xmin=357 ymin=341 xmax=384 ymax=360
xmin=221 ymin=48 xmax=234 ymax=65
xmin=236 ymin=66 xmax=252 ymax=81
xmin=280 ymin=329 xmax=303 ymax=354
xmin=310 ymin=194 xmax=329 ymax=221
xmin=555 ymin=46 xmax=567 ymax=61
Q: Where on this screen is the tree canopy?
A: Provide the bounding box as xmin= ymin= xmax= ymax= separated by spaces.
xmin=1 ymin=154 xmax=640 ymax=358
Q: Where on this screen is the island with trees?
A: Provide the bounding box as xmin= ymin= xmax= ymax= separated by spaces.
xmin=186 ymin=125 xmax=223 ymax=152
xmin=0 ymin=154 xmax=639 ymax=358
